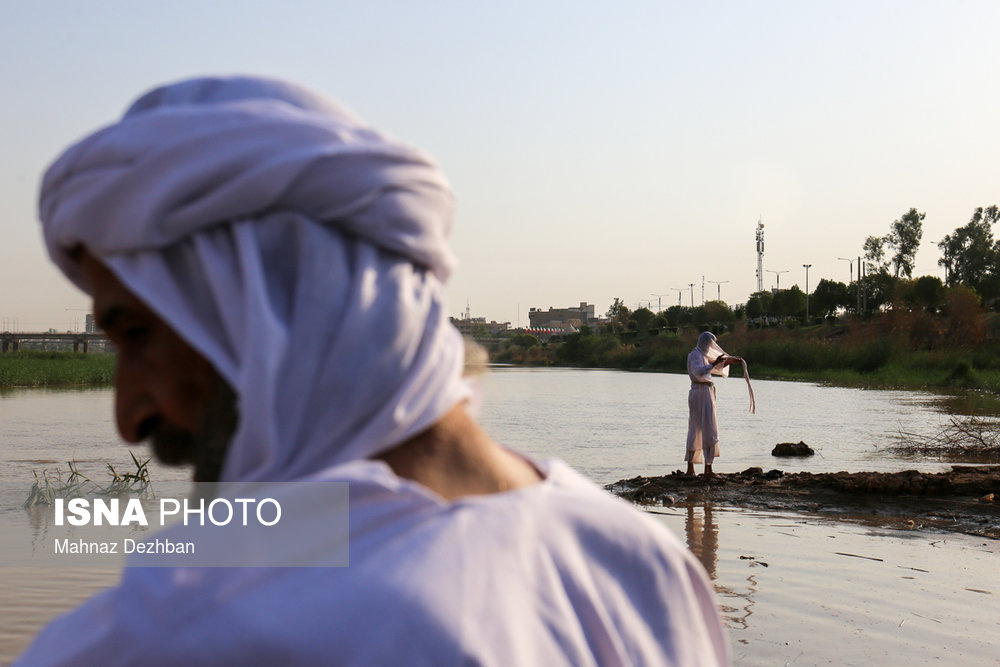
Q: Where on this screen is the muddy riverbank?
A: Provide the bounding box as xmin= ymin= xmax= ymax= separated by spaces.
xmin=608 ymin=466 xmax=1000 ymax=538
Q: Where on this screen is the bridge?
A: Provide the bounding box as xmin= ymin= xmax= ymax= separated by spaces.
xmin=1 ymin=332 xmax=110 ymax=353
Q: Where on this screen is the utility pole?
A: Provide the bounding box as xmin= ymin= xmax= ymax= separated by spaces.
xmin=707 ymin=280 xmax=729 ymax=301
xmin=688 ymin=283 xmax=695 ymax=308
xmin=838 ymin=257 xmax=854 ymax=284
xmin=755 ymin=219 xmax=765 ymax=293
xmin=670 ymin=288 xmax=684 ymax=306
xmin=766 ymin=269 xmax=788 ymax=291
xmin=858 ymin=255 xmax=863 ymax=314
xmin=651 ymin=293 xmax=669 ymax=313
xmin=701 ymin=276 xmax=705 ymax=305
xmin=803 ymin=264 xmax=812 ymax=321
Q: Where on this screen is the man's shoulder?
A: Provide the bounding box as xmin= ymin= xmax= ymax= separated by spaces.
xmin=539 ymin=461 xmax=689 ymax=554
xmin=331 ymin=457 xmax=687 ymax=567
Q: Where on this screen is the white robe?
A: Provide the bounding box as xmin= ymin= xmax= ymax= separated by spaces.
xmin=686 ymin=348 xmax=722 ymax=464
xmin=15 ymin=458 xmax=731 ymax=666
xmin=684 ymin=331 xmax=755 ymax=464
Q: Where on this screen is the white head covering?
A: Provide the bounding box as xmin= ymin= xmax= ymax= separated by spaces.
xmin=695 ymin=331 xmax=730 ymax=378
xmin=694 ymin=331 xmax=755 ymax=413
xmin=39 ymin=75 xmax=471 ymax=482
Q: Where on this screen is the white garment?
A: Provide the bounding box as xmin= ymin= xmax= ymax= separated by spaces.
xmin=16 ymin=459 xmax=730 ymax=666
xmin=686 ymin=345 xmax=721 ymax=464
xmin=686 ymin=331 xmax=755 ymax=413
xmin=30 ymin=76 xmax=731 ymax=665
xmin=684 ymin=332 xmax=755 ymax=463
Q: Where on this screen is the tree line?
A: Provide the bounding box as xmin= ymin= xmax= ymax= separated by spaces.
xmin=499 ymin=204 xmax=1000 ymax=347
xmin=495 ymin=206 xmax=1000 ymax=383
xmin=716 ymin=205 xmax=998 ymax=323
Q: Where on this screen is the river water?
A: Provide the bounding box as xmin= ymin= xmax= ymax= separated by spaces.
xmin=479 ymin=366 xmax=976 ymax=482
xmin=1 ymin=368 xmax=997 ymax=664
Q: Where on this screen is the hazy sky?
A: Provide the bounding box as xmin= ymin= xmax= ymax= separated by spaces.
xmin=2 ymin=1 xmax=998 ymax=330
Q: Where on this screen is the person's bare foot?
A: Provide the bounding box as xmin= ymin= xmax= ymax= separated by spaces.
xmin=686 ymin=463 xmax=695 ymax=476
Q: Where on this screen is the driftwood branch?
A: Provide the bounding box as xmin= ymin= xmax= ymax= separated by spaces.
xmin=891 ymin=416 xmax=1000 ymax=461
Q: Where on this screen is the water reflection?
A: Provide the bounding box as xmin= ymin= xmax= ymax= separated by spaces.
xmin=682 ymin=502 xmax=757 ymax=633
xmin=684 ymin=503 xmax=718 ymax=578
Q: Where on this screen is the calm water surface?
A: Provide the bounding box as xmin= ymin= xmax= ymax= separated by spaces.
xmin=478 ymin=366 xmax=972 ymax=483
xmin=0 ymin=368 xmax=978 ymax=486
xmin=1 ymin=370 xmax=997 ymax=664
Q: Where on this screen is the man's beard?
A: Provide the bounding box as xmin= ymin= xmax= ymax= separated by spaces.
xmin=147 ymin=379 xmax=239 ymax=484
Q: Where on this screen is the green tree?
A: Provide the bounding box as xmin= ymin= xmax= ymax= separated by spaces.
xmin=938 ymin=206 xmax=1000 ymax=299
xmin=510 ymin=333 xmax=541 ymax=348
xmin=860 ymin=272 xmax=896 ymax=314
xmin=887 ymin=208 xmax=925 ymax=278
xmin=606 ymin=298 xmax=631 ymax=333
xmin=773 ymin=286 xmax=806 ymax=318
xmin=811 ymin=279 xmax=851 ymax=317
xmin=557 ymin=330 xmax=595 ymax=364
xmin=863 ymin=235 xmax=890 ymax=274
xmin=703 ymin=300 xmax=732 ymax=324
xmin=630 ymin=307 xmax=655 ymax=330
xmin=606 ymin=298 xmax=627 ymax=320
xmin=910 ymin=275 xmax=944 ymax=313
xmin=745 ymin=291 xmax=773 ymax=319
xmin=665 ymin=305 xmax=685 ymax=327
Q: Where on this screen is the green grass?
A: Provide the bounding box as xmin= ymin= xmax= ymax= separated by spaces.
xmin=0 ymin=351 xmax=114 ymax=387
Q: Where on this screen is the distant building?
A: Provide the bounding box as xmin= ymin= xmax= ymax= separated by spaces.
xmin=528 ymin=302 xmax=598 ymax=331
xmin=450 ymin=316 xmax=510 ymax=336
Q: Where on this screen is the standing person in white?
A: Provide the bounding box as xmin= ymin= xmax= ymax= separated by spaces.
xmin=686 ymin=332 xmax=742 ymax=478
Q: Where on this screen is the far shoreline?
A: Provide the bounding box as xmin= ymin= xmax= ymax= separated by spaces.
xmin=0 ymin=351 xmax=114 ymax=388
xmin=488 ymin=361 xmax=1000 ymax=415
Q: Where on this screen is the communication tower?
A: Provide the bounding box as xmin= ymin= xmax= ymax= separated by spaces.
xmin=755 ymin=218 xmax=765 ymax=293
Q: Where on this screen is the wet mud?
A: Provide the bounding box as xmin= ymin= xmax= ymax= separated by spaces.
xmin=608 ymin=466 xmax=1000 ymax=538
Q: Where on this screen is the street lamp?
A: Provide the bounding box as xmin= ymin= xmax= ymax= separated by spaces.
xmin=803 ymin=264 xmax=812 ymax=321
xmin=651 ymin=293 xmax=669 ymax=312
xmin=837 ymin=257 xmax=854 ymax=283
xmin=766 ymin=269 xmax=788 ymax=291
xmin=707 ymin=280 xmax=729 ymax=302
xmin=670 ymin=288 xmax=684 ymax=306
xmin=688 ymin=283 xmax=695 ymax=308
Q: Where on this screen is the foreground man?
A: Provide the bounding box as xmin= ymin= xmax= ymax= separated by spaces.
xmin=19 ymin=76 xmax=729 ymax=665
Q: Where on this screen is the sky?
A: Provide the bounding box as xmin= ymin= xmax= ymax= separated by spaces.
xmin=1 ymin=1 xmax=998 ymax=331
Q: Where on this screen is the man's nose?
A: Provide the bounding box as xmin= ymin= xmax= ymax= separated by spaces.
xmin=114 ymin=360 xmax=157 ymax=443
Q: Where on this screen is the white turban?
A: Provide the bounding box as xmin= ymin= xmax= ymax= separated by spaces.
xmin=39 ymin=75 xmax=471 ymax=482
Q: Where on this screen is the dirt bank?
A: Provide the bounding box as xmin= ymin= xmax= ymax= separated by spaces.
xmin=607 ymin=466 xmax=1000 ymax=538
